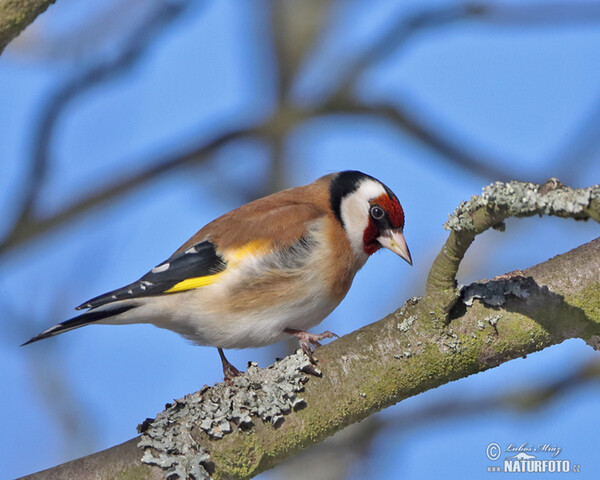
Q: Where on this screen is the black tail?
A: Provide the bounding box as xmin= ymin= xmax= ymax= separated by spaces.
xmin=21 ymin=305 xmax=137 ymax=346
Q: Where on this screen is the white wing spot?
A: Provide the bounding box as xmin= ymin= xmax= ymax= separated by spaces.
xmin=151 ymin=263 xmax=170 ymax=273
xmin=127 ymin=289 xmax=133 ymax=295
xmin=111 ymin=295 xmax=117 ymax=300
xmin=140 ymin=284 xmax=147 ymax=290
xmin=185 ymin=247 xmax=197 ymax=254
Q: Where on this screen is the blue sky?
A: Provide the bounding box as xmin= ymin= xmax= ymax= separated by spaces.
xmin=1 ymin=1 xmax=600 ymax=478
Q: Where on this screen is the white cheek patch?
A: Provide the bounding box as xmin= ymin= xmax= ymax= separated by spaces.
xmin=340 ymin=180 xmax=386 ymax=258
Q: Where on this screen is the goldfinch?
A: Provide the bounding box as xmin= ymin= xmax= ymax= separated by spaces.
xmin=24 ymin=171 xmax=411 ymax=378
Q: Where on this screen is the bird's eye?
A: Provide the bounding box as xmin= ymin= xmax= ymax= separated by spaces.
xmin=370 ymin=206 xmax=385 ymax=220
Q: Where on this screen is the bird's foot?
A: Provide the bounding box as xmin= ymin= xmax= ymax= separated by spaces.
xmin=284 ymin=328 xmax=339 ymax=362
xmin=218 ymin=348 xmax=242 ymax=384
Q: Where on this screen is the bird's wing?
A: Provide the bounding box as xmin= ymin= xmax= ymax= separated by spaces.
xmin=76 ymin=240 xmax=226 ymax=310
xmin=77 ymin=199 xmax=329 ymax=311
xmin=174 ymin=183 xmax=330 ymax=254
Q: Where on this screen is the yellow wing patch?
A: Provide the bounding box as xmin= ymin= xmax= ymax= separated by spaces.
xmin=226 ymin=239 xmax=273 ymax=262
xmin=164 ymin=271 xmax=226 ymax=293
xmin=164 ymin=239 xmax=272 ymax=294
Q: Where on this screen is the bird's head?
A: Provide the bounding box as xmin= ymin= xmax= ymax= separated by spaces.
xmin=329 ymin=170 xmax=412 ymax=265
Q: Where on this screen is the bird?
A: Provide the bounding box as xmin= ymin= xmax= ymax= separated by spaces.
xmin=23 ymin=170 xmax=412 ymax=380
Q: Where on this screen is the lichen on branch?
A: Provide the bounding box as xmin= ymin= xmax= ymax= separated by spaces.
xmin=445 ymin=179 xmax=600 ymax=231
xmin=425 ymin=179 xmax=600 ymax=323
xmin=138 ymin=352 xmax=313 ymax=480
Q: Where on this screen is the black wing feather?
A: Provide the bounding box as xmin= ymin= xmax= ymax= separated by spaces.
xmin=22 ymin=305 xmax=137 ymax=346
xmin=76 ymin=240 xmax=226 ymax=310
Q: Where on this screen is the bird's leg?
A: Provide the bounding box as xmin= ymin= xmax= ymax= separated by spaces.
xmin=218 ymin=348 xmax=241 ymax=382
xmin=284 ymin=328 xmax=339 ymax=362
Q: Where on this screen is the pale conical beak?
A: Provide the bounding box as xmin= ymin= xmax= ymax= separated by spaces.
xmin=377 ymin=229 xmax=412 ymax=265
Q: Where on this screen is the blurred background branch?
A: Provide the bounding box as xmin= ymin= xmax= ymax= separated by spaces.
xmin=5 ymin=1 xmax=600 ymax=259
xmin=3 ymin=1 xmax=600 ymax=478
xmin=0 ymin=0 xmax=191 ymax=255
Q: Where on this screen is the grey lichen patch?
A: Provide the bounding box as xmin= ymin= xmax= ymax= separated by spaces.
xmin=476 ymin=315 xmax=501 ymax=331
xmin=462 ymin=277 xmax=535 ymax=308
xmin=442 ymin=329 xmax=464 ymax=353
xmin=486 ymin=314 xmax=502 ymax=328
xmin=397 ymin=315 xmax=417 ymax=332
xmin=140 ymin=440 xmax=210 ymax=480
xmin=444 ymin=181 xmax=600 ymax=232
xmin=139 ymin=352 xmax=313 ymax=479
xmin=393 ymin=351 xmax=413 ymax=359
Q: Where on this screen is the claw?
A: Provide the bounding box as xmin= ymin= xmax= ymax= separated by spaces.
xmin=284 ymin=328 xmax=339 ymax=362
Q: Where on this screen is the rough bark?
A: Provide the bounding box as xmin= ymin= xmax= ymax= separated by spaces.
xmin=0 ymin=0 xmax=56 ymax=54
xmin=20 ymin=182 xmax=600 ymax=480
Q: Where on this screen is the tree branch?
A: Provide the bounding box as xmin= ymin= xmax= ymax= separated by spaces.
xmin=21 ymin=234 xmax=600 ymax=479
xmin=274 ymin=356 xmax=600 ymax=479
xmin=0 ymin=0 xmax=56 ymax=55
xmin=425 ymin=179 xmax=600 ymax=322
